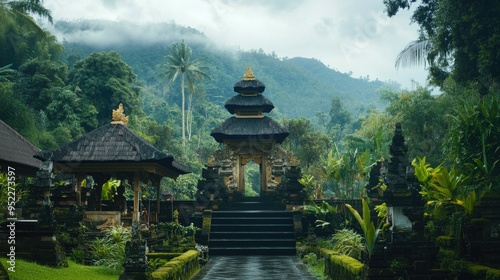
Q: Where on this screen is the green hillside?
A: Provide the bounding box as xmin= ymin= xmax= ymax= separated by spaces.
xmin=57 ymin=20 xmax=396 ymax=120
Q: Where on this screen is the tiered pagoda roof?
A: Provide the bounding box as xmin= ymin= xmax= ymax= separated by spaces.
xmin=224 ymin=94 xmax=274 ymax=114
xmin=210 ymin=66 xmax=289 ymax=144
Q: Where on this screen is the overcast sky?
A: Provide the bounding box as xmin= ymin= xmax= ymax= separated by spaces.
xmin=42 ymin=0 xmax=429 ymax=89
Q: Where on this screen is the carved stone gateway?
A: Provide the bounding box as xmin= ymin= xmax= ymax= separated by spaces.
xmin=196 ymin=66 xmax=302 ymax=206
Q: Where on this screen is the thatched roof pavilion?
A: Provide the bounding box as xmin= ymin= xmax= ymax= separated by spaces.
xmin=34 ymin=122 xmax=190 ymax=177
xmin=34 ymin=104 xmax=191 ymax=223
xmin=0 ymin=119 xmax=41 ymax=176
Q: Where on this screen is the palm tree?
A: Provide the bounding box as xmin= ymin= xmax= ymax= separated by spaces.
xmin=395 ymin=39 xmax=433 ymax=70
xmin=0 ymin=0 xmax=53 ymax=35
xmin=158 ymin=40 xmax=210 ymax=148
xmin=0 ymin=0 xmax=53 ymax=66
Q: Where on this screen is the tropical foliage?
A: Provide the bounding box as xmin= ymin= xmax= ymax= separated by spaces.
xmin=329 ymin=228 xmax=365 ymax=261
xmin=384 ymin=0 xmax=500 ymax=91
xmin=320 ymin=146 xmax=372 ymax=199
xmin=412 ymin=157 xmax=480 ymax=238
xmin=89 ymin=226 xmax=131 ymax=270
xmin=303 ymin=201 xmax=339 ymax=230
xmin=345 ymin=198 xmax=389 ymax=256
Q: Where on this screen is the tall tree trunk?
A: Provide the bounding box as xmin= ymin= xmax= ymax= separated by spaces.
xmin=187 ymin=91 xmax=193 ymax=140
xmin=181 ymin=74 xmax=186 ymax=148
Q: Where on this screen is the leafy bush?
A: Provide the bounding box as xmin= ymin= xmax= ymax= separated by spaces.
xmin=303 ymin=252 xmax=319 ymax=266
xmin=148 ymin=258 xmax=167 ymax=271
xmin=89 ymin=226 xmax=131 ymax=269
xmin=70 ymin=246 xmax=85 ymax=264
xmin=330 ymin=228 xmax=365 ymax=261
xmin=303 ymin=201 xmax=341 ymax=231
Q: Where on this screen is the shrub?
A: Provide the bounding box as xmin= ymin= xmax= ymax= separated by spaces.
xmin=89 ymin=226 xmax=131 ymax=269
xmin=330 ymin=228 xmax=365 ymax=261
xmin=70 ymin=246 xmax=85 ymax=264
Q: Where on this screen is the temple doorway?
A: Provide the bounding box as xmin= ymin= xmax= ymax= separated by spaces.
xmin=244 ymin=160 xmax=261 ymax=197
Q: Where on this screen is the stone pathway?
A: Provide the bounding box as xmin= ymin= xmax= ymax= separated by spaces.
xmin=190 ymin=256 xmax=319 ymax=280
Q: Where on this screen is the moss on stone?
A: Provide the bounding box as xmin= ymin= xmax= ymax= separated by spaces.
xmin=321 ymin=248 xmax=364 ymax=280
xmin=461 ymin=261 xmax=500 ymax=280
xmin=147 ymin=252 xmax=182 ymax=260
xmin=436 ymin=236 xmax=455 ymax=248
xmin=149 ymin=250 xmax=200 ymax=280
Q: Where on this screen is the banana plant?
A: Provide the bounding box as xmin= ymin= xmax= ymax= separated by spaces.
xmin=101 ymin=179 xmax=121 ymax=200
xmin=345 ymin=198 xmax=389 ymax=256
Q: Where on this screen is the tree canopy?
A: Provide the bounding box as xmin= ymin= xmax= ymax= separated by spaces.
xmin=385 ymin=0 xmax=500 ymax=92
xmin=68 ymin=51 xmax=143 ymax=130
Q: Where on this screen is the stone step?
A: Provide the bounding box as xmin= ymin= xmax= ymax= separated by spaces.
xmin=212 ymin=210 xmax=292 ymax=218
xmin=210 ymin=231 xmax=295 ymax=239
xmin=210 ymin=223 xmax=294 ymax=232
xmin=209 ymin=247 xmax=296 ymax=256
xmin=211 ymin=216 xmax=293 ymax=224
xmin=208 ymin=209 xmax=297 ymax=256
xmin=210 ymin=238 xmax=295 ymax=246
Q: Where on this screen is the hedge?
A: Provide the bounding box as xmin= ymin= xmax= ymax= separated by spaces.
xmin=321 ymin=248 xmax=365 ymax=280
xmin=460 ymin=261 xmax=500 ymax=280
xmin=149 ymin=250 xmax=200 ymax=280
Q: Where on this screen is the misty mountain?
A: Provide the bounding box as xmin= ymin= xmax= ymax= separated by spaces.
xmin=56 ymin=20 xmax=396 ymax=120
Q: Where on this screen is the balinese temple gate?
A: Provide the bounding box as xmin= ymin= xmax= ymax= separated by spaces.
xmin=196 ymin=66 xmax=303 ymax=207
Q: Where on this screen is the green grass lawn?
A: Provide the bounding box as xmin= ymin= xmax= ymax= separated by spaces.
xmin=1 ymin=258 xmax=122 ymax=280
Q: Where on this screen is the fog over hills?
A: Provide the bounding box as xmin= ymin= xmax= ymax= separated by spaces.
xmin=53 ymin=20 xmax=397 ymax=120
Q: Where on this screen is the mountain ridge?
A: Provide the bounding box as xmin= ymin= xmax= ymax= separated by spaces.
xmin=55 ymin=19 xmax=396 ymax=120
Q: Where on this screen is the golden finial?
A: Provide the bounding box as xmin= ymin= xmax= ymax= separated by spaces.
xmin=290 ymin=157 xmax=300 ymax=167
xmin=207 ymin=155 xmax=216 ymax=167
xmin=243 ymin=65 xmax=255 ymax=80
xmin=111 ymin=103 xmax=129 ymax=125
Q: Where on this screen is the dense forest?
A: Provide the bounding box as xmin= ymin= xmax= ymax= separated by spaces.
xmin=1 ymin=0 xmax=499 ymax=202
xmin=56 ymin=20 xmax=394 ymax=120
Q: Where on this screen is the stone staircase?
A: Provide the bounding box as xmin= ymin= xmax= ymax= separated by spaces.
xmin=208 ymin=199 xmax=296 ymax=255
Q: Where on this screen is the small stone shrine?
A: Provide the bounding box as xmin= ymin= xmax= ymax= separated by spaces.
xmin=120 ymin=222 xmax=148 ymax=280
xmin=365 ymin=123 xmax=438 ymax=279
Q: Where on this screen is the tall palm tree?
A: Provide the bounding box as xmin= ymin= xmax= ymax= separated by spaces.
xmin=158 ymin=40 xmax=210 ymax=148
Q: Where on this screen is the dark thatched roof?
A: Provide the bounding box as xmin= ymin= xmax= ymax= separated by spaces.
xmin=34 ymin=123 xmax=191 ymax=176
xmin=233 ymin=79 xmax=266 ymax=94
xmin=224 ymin=94 xmax=275 ymax=114
xmin=0 ymin=120 xmax=41 ymax=175
xmin=211 ymin=117 xmax=289 ymax=144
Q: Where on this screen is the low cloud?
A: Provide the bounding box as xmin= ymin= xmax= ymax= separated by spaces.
xmin=49 ymin=20 xmax=209 ymax=47
xmin=41 ymin=0 xmax=429 ymax=88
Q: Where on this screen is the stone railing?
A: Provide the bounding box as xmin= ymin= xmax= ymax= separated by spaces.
xmin=321 ymin=248 xmax=365 ymax=280
xmin=149 ymin=250 xmax=200 ymax=280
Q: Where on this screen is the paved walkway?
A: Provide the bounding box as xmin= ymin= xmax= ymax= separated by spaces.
xmin=190 ymin=256 xmax=319 ymax=280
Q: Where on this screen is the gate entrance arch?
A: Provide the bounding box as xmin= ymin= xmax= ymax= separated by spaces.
xmin=196 ymin=66 xmax=300 ymax=204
